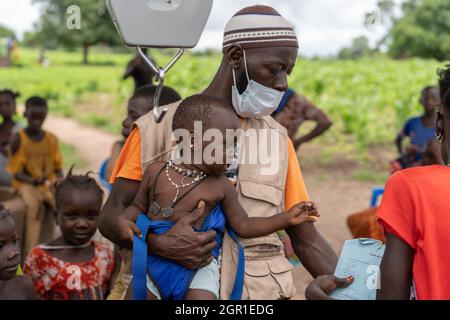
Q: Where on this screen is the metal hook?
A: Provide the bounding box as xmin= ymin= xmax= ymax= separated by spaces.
xmin=136 ymin=46 xmax=184 ymax=123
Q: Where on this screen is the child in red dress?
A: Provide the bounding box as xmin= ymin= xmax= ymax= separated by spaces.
xmin=24 ymin=168 xmax=116 ymax=300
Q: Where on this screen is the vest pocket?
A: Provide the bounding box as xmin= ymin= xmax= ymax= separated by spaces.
xmin=239 ymin=180 xmax=282 ymax=206
xmin=243 ymin=255 xmax=295 ymax=300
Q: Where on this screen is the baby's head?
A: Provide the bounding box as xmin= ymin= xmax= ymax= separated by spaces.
xmin=172 ymin=94 xmax=240 ymax=176
xmin=0 ymin=205 xmax=20 ymax=280
xmin=54 ymin=167 xmax=104 ymax=245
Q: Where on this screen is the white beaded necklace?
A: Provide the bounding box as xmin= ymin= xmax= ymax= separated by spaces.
xmin=165 ymin=161 xmax=207 ymax=204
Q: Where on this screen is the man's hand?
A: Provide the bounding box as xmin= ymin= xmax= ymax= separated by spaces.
xmin=147 ymin=201 xmax=217 ymax=269
xmin=305 ymin=275 xmax=353 ymax=300
xmin=287 ymin=201 xmax=319 ymax=226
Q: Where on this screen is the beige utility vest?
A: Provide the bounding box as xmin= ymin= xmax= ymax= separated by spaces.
xmin=135 ymin=100 xmax=295 ymax=300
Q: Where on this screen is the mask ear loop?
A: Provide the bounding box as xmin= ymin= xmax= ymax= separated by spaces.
xmin=232 ymin=68 xmax=237 ymax=87
xmin=231 ymin=49 xmax=250 ymax=87
xmin=243 ymin=49 xmax=250 ymax=82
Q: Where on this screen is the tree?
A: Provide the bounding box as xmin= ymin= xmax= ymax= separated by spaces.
xmin=387 ymin=0 xmax=450 ymax=60
xmin=0 ymin=24 xmax=16 ymax=39
xmin=364 ymin=0 xmax=396 ymax=30
xmin=338 ymin=36 xmax=372 ymax=60
xmin=31 ymin=0 xmax=121 ymax=64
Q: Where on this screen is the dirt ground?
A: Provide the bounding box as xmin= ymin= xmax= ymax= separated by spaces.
xmin=291 ymin=169 xmax=376 ymax=299
xmin=44 ymin=115 xmax=118 ymax=172
xmin=45 ymin=115 xmax=385 ymax=300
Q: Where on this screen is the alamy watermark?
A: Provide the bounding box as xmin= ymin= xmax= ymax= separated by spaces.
xmin=170 ymin=122 xmax=282 ymax=176
xmin=66 ymin=5 xmax=81 ymax=30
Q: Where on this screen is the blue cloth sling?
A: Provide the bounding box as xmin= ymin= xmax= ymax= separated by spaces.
xmin=132 ymin=204 xmax=245 ymax=300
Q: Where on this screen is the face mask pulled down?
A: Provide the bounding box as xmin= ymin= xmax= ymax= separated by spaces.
xmin=231 ymin=50 xmax=285 ymax=119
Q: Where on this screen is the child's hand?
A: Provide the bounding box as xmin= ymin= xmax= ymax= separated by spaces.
xmin=286 ymin=201 xmax=319 ymax=226
xmin=117 ymin=214 xmax=142 ymax=243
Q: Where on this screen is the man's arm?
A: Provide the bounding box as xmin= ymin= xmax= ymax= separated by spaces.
xmin=293 ymin=98 xmax=332 ymax=149
xmin=284 ymin=138 xmax=337 ymax=277
xmin=99 ymin=177 xmax=141 ymax=248
xmin=105 ymin=141 xmax=124 ymax=182
xmin=286 ymin=223 xmax=338 ymax=277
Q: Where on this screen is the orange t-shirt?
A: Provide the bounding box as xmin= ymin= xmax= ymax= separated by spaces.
xmin=110 ymin=126 xmax=309 ymax=210
xmin=377 ymin=165 xmax=450 ymax=300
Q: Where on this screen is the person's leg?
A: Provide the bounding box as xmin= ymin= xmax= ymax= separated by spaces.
xmin=123 ymin=279 xmax=159 ymax=300
xmin=107 ymin=248 xmax=136 ymax=300
xmin=107 ymin=256 xmax=127 ymax=300
xmin=185 ymin=289 xmax=217 ymax=300
xmin=18 ymin=184 xmax=45 ymax=256
xmin=186 ymin=258 xmax=220 ymax=300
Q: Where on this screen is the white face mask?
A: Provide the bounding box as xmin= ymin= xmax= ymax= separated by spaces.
xmin=231 ymin=50 xmax=285 ymax=119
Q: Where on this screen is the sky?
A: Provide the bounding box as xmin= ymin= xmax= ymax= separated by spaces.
xmin=0 ymin=0 xmax=404 ymax=57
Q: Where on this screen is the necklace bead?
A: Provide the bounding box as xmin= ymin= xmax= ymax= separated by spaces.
xmin=165 ymin=160 xmax=207 ymax=204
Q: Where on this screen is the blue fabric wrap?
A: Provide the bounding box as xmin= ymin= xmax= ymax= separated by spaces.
xmin=272 ymin=88 xmax=295 ymax=116
xmin=132 ymin=204 xmax=245 ymax=300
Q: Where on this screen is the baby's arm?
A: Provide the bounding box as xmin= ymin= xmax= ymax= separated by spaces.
xmin=117 ymin=164 xmax=157 ymax=241
xmin=221 ymin=178 xmax=319 ymax=238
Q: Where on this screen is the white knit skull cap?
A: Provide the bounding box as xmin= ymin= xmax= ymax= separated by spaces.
xmin=222 ymin=5 xmax=298 ymax=52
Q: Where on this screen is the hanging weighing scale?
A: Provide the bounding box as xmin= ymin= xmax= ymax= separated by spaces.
xmin=106 ymin=0 xmax=214 ymax=122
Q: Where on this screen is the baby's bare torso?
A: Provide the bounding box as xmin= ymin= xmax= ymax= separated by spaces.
xmin=138 ymin=162 xmax=228 ymax=230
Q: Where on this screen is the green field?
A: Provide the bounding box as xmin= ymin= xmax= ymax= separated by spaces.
xmin=0 ymin=47 xmax=447 ymax=165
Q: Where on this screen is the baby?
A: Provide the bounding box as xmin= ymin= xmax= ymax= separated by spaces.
xmin=118 ymin=94 xmax=319 ymax=300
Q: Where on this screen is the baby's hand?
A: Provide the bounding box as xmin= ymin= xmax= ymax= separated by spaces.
xmin=286 ymin=201 xmax=319 ymax=226
xmin=117 ymin=214 xmax=142 ymax=243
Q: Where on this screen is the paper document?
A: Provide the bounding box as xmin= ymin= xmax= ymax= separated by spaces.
xmin=330 ymin=238 xmax=385 ymax=300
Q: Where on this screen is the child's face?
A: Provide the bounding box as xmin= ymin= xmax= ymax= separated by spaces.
xmin=0 ymin=216 xmax=20 ymax=280
xmin=0 ymin=94 xmax=16 ymax=119
xmin=25 ymin=105 xmax=47 ymax=133
xmin=56 ymin=190 xmax=102 ymax=245
xmin=197 ymin=109 xmax=241 ymax=177
xmin=122 ymin=97 xmax=152 ymax=138
xmin=421 ymin=88 xmax=439 ymax=113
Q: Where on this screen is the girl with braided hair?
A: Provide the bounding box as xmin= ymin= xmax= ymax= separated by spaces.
xmin=23 ymin=167 xmax=117 ymax=300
